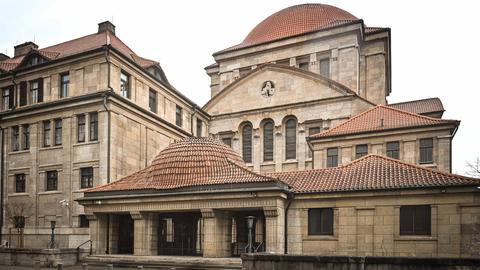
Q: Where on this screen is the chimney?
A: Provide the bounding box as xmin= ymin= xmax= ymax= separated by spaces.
xmin=98 ymin=21 xmax=116 ymax=36
xmin=0 ymin=53 xmax=9 ymax=61
xmin=14 ymin=41 xmax=38 ymax=57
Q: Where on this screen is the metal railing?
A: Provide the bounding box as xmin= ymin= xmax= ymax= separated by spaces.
xmin=76 ymin=239 xmax=92 ymax=263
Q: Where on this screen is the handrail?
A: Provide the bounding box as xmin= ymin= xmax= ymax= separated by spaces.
xmin=76 ymin=239 xmax=92 ymax=263
xmin=254 ymin=242 xmax=264 ymax=252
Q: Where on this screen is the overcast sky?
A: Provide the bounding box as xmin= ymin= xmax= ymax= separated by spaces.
xmin=1 ymin=0 xmax=479 ymax=175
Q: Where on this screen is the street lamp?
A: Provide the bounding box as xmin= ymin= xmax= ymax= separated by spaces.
xmin=246 ymin=216 xmax=255 ymax=253
xmin=50 ymin=220 xmax=56 ymax=249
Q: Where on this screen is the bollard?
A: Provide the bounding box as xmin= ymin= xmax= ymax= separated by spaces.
xmin=82 ymin=262 xmax=88 ymax=270
xmin=107 ymin=264 xmax=114 ymax=270
xmin=34 ymin=261 xmax=40 ymax=270
xmin=57 ymin=263 xmax=63 ymax=270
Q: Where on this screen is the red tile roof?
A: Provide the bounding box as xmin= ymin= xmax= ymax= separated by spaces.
xmin=388 ymin=98 xmax=444 ymax=116
xmin=86 ymin=137 xmax=280 ymax=193
xmin=309 ymin=105 xmax=458 ymax=139
xmin=269 ymin=154 xmax=480 ymax=193
xmin=0 ymin=31 xmax=158 ymax=72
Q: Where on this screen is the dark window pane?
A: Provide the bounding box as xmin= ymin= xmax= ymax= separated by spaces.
xmin=386 ymin=141 xmax=400 ymax=159
xmin=89 ymin=112 xmax=98 ymax=141
xmin=285 ymin=119 xmax=297 ymax=160
xmin=80 ymin=167 xmax=94 ymax=189
xmin=77 ymin=115 xmax=85 ymax=143
xmin=22 ymin=125 xmax=30 ymax=150
xmin=299 ymin=62 xmax=309 ymax=71
xmin=149 ymin=89 xmax=157 ymax=113
xmin=355 ymin=144 xmax=368 ymax=159
xmin=79 ymin=215 xmax=90 ymax=228
xmin=175 ymin=106 xmax=183 ymax=127
xmin=43 ymin=121 xmax=51 ymax=147
xmin=242 ymin=124 xmax=252 ymax=163
xmin=60 ymin=73 xmax=70 ymax=98
xmin=327 ymin=147 xmax=338 ymax=167
xmin=55 ymin=119 xmax=62 ymax=145
xmin=19 ymin=82 xmax=27 ymax=106
xmin=120 ymin=71 xmax=130 ymax=98
xmin=222 ymin=138 xmax=232 ymax=147
xmin=419 ymin=138 xmax=433 ymax=164
xmin=196 ymin=119 xmax=203 ymax=137
xmin=12 ymin=126 xmax=19 ymax=151
xmin=46 ymin=171 xmax=58 ymax=191
xmin=400 ymin=205 xmax=431 ymax=235
xmin=308 ymin=208 xmax=334 ymax=235
xmin=263 ymin=121 xmax=274 ymax=161
xmin=320 ymin=58 xmax=330 ymax=77
xmin=15 ymin=174 xmax=26 ymax=193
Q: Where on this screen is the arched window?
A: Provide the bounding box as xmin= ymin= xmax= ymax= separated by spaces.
xmin=285 ymin=118 xmax=297 ymax=160
xmin=242 ymin=123 xmax=253 ymax=163
xmin=263 ymin=121 xmax=274 ymax=162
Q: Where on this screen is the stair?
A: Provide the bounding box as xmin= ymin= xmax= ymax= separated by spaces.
xmin=82 ymin=255 xmax=243 ymax=270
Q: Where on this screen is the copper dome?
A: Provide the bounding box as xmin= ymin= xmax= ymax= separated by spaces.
xmin=243 ymin=4 xmax=358 ymax=46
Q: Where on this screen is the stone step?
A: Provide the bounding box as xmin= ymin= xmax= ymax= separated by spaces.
xmin=82 ymin=255 xmax=242 ymax=270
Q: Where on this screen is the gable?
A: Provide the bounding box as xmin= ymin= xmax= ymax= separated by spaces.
xmin=204 ymin=64 xmax=358 ymax=115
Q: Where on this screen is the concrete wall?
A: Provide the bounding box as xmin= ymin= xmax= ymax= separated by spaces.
xmin=0 ymin=248 xmax=90 ymax=267
xmin=242 ymin=254 xmax=480 ymax=270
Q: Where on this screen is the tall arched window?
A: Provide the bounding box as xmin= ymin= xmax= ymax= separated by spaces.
xmin=263 ymin=121 xmax=274 ymax=162
xmin=285 ymin=118 xmax=297 ymax=160
xmin=242 ymin=123 xmax=253 ymax=163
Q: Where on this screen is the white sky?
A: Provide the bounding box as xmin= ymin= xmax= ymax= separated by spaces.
xmin=1 ymin=0 xmax=479 ymax=175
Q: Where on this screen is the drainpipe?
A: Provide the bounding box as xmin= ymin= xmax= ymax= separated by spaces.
xmin=0 ymin=126 xmax=4 ymax=244
xmin=103 ymin=46 xmax=112 ymax=184
xmin=190 ymin=106 xmax=196 ymax=137
xmin=356 ymin=44 xmax=360 ymax=95
xmin=284 ymin=192 xmax=294 ymax=254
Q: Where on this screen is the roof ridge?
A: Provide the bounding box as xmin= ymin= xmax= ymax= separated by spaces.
xmin=388 ymin=97 xmax=440 ymax=106
xmin=41 ymin=32 xmax=101 ymax=51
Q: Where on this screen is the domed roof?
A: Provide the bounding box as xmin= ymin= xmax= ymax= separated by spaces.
xmin=87 ymin=137 xmax=280 ymax=192
xmin=243 ymin=4 xmax=358 ymax=46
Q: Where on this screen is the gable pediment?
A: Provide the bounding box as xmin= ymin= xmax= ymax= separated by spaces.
xmin=204 ymin=64 xmax=358 ymax=115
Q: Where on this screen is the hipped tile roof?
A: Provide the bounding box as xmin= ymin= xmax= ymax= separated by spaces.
xmin=309 ymin=105 xmax=458 ymax=139
xmin=269 ymin=155 xmax=480 ymax=193
xmin=86 ymin=137 xmax=280 ymax=193
xmin=0 ymin=31 xmax=158 ymax=72
xmin=388 ymin=98 xmax=444 ymax=116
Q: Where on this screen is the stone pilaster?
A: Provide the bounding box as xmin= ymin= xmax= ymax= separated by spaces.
xmin=201 ymin=209 xmax=232 ymax=257
xmin=131 ymin=212 xmax=158 ymax=256
xmin=87 ymin=213 xmax=107 ymax=254
xmin=264 ymin=206 xmax=285 ymax=253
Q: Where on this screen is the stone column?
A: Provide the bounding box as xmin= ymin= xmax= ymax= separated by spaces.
xmin=87 ymin=214 xmax=108 ymax=255
xmin=253 ymin=128 xmax=260 ymax=172
xmin=201 ymin=209 xmax=232 ymax=257
xmin=131 ymin=212 xmax=158 ymax=256
xmin=264 ymin=207 xmax=285 ymax=254
xmin=437 ymin=135 xmax=452 ymax=172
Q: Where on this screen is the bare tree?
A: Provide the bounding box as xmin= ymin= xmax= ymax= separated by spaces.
xmin=466 ymin=157 xmax=480 ymax=177
xmin=4 ymin=201 xmax=33 ymax=248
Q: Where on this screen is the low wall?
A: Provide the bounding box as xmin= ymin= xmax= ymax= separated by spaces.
xmin=242 ymin=254 xmax=480 ymax=270
xmin=0 ymin=248 xmax=91 ymax=267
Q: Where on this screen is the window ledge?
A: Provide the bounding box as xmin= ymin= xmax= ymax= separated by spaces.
xmin=394 ymin=235 xmax=437 ymax=241
xmin=303 ymin=235 xmax=338 ymax=241
xmin=39 ymin=145 xmax=63 ymax=151
xmin=419 ymin=163 xmax=437 ymax=168
xmin=283 ymin=159 xmax=298 ymax=165
xmin=73 ymin=141 xmax=99 ymax=147
xmin=38 ymin=190 xmax=62 ymax=195
xmin=7 ymin=193 xmax=29 ymax=197
xmin=8 ymin=150 xmax=30 ymax=155
xmin=260 ymin=161 xmax=275 ymax=166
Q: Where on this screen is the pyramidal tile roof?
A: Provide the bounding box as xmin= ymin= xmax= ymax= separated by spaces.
xmin=310 ymin=105 xmax=458 ymax=139
xmin=0 ymin=31 xmax=158 ymax=72
xmin=388 ymin=97 xmax=444 ymax=116
xmin=269 ymin=154 xmax=480 ymax=193
xmin=86 ymin=137 xmax=281 ymax=193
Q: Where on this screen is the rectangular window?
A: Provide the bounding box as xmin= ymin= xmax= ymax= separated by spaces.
xmin=419 ymin=138 xmax=433 ymax=164
xmin=222 ymin=137 xmax=232 ymax=147
xmin=308 ymin=127 xmax=321 ymax=158
xmin=79 ymin=215 xmax=90 ymax=228
xmin=22 ymin=124 xmax=29 ymax=150
xmin=120 ymin=71 xmax=130 ymax=98
xmin=386 ymin=141 xmax=400 ymax=159
xmin=319 ymin=58 xmax=330 ymax=77
xmin=80 ymin=167 xmax=94 ymax=189
xmin=355 ymin=144 xmax=368 ymax=159
xmin=308 ymin=208 xmax=334 ymax=235
xmin=30 ymin=81 xmax=39 ymax=104
xmin=89 ymin=112 xmax=98 ymax=141
xmin=60 ymin=73 xmax=70 ymax=98
xmin=19 ymin=81 xmax=27 ymax=106
xmin=175 ymin=105 xmax=183 ymax=127
xmin=54 ymin=119 xmax=62 ymax=146
xmin=43 ymin=121 xmax=51 ymax=147
xmin=149 ymin=89 xmax=157 ymax=113
xmin=12 ymin=126 xmax=19 ymax=151
xmin=400 ymin=205 xmax=431 ymax=235
xmin=15 ymin=174 xmax=26 ymax=193
xmin=77 ymin=114 xmax=86 ymax=143
xmin=13 ymin=216 xmax=25 ymax=229
xmin=46 ymin=171 xmax=58 ymax=191
xmin=196 ymin=119 xmax=203 ymax=137
xmin=2 ymin=87 xmax=12 ymax=110
xmin=299 ymin=62 xmax=309 ymax=71
xmin=327 ymin=147 xmax=338 ymax=167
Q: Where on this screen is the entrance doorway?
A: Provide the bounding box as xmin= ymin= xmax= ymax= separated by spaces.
xmin=157 ymin=212 xmax=203 ymax=256
xmin=231 ymin=211 xmax=265 ymax=256
xmin=117 ymin=214 xmax=134 ymax=254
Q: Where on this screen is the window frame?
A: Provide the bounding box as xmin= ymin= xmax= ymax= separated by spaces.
xmin=12 ymin=126 xmax=19 ymax=151
xmin=30 ymin=80 xmax=39 ymax=104
xmin=196 ymin=119 xmax=203 ymax=137
xmin=77 ymin=114 xmax=86 ymax=143
xmin=175 ymin=105 xmax=183 ymax=127
xmin=54 ymin=119 xmax=62 ymax=146
xmin=15 ymin=174 xmax=26 ymax=193
xmin=327 ymin=147 xmax=339 ymax=167
xmin=242 ymin=123 xmax=253 ymax=163
xmin=419 ymin=138 xmax=434 ymax=164
xmin=400 ymin=205 xmax=431 ymax=236
xmin=355 ymin=144 xmax=368 ymax=159
xmin=386 ymin=141 xmax=400 ymax=159
xmin=43 ymin=120 xmax=51 ymax=147
xmin=148 ymin=89 xmax=157 ymax=113
xmin=308 ymin=208 xmax=334 ymax=235
xmin=46 ymin=170 xmax=58 ymax=191
xmin=80 ymin=167 xmax=94 ymax=189
xmin=2 ymin=87 xmax=12 ymax=110
xmin=120 ymin=71 xmax=130 ymax=99
xmin=60 ymin=73 xmax=70 ymax=98
xmin=78 ymin=215 xmax=90 ymax=228
xmin=285 ymin=118 xmax=297 ymax=160
xmin=319 ymin=58 xmax=330 ymax=77
xmin=89 ymin=112 xmax=98 ymax=141
xmin=22 ymin=124 xmax=30 ymax=150
xmin=263 ymin=121 xmax=274 ymax=162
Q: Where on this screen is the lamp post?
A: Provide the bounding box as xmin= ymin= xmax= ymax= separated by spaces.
xmin=246 ymin=216 xmax=255 ymax=253
xmin=50 ymin=220 xmax=56 ymax=249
